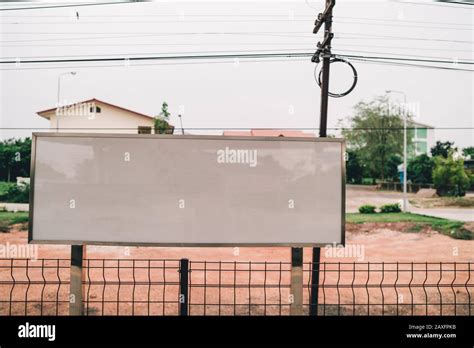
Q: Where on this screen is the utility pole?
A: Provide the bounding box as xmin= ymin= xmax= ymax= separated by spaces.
xmin=309 ymin=0 xmax=335 ymax=316
xmin=317 ymin=0 xmax=334 ymax=138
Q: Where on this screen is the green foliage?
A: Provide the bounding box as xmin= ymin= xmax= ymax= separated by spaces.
xmin=159 ymin=101 xmax=170 ymax=120
xmin=430 ymin=141 xmax=456 ymax=158
xmin=342 ymin=95 xmax=412 ymax=181
xmin=385 ymin=154 xmax=402 ymax=181
xmin=0 ymin=184 xmax=29 ymax=203
xmin=462 ymin=146 xmax=474 ymax=158
xmin=358 ymin=205 xmax=376 ymax=214
xmin=429 ymin=219 xmax=471 ymax=240
xmin=154 ymin=118 xmax=173 ymax=134
xmin=380 ymin=203 xmax=401 ymax=213
xmin=469 ymin=173 xmax=474 ymax=188
xmin=0 ymin=212 xmax=29 ymax=232
xmin=361 ymin=178 xmax=376 ymax=185
xmin=154 ymin=102 xmax=174 ymax=134
xmin=346 ymin=151 xmax=363 ymax=184
xmin=0 ymin=182 xmax=14 ymax=196
xmin=433 ymin=153 xmax=470 ymax=196
xmin=407 ymin=154 xmax=434 ymax=184
xmin=0 ymin=138 xmax=31 ymax=182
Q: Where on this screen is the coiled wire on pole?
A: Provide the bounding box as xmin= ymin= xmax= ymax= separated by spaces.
xmin=314 ymin=56 xmax=358 ymax=98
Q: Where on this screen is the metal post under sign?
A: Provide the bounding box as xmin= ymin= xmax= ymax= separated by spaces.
xmin=290 ymin=247 xmax=303 ymax=315
xmin=179 ymin=258 xmax=189 ymax=316
xmin=69 ymin=245 xmax=86 ymax=315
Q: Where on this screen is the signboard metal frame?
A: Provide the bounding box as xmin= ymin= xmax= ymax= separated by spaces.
xmin=28 ymin=132 xmax=345 ymax=247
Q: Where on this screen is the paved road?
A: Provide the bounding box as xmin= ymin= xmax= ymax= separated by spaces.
xmin=408 ymin=207 xmax=474 ymax=222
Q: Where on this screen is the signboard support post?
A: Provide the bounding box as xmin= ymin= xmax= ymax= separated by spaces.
xmin=309 ymin=247 xmax=321 ymax=315
xmin=69 ymin=245 xmax=86 ymax=315
xmin=290 ymin=247 xmax=303 ymax=315
xmin=179 ymin=258 xmax=189 ymax=316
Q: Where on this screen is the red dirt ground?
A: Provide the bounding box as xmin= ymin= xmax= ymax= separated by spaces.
xmin=0 ymin=224 xmax=472 ymax=316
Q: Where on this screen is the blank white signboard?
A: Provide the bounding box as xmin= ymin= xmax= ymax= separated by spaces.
xmin=29 ymin=133 xmax=345 ymax=246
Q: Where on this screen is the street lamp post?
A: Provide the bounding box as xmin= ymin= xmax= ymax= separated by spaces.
xmin=386 ymin=90 xmax=408 ymax=212
xmin=56 ymin=72 xmax=76 ymax=131
xmin=178 ymin=114 xmax=185 ymax=135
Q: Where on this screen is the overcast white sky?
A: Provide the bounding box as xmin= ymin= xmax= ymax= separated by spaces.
xmin=0 ymin=0 xmax=473 ymax=148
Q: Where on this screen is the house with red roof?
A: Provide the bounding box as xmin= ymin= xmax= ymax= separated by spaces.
xmin=223 ymin=129 xmax=315 ymax=138
xmin=37 ymin=98 xmax=161 ymax=134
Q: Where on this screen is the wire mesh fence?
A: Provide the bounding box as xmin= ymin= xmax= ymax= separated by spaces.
xmin=0 ymin=258 xmax=472 ymax=316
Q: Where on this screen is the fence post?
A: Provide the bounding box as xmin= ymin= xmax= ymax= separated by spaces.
xmin=309 ymin=247 xmax=321 ymax=315
xmin=179 ymin=258 xmax=189 ymax=316
xmin=290 ymin=247 xmax=303 ymax=315
xmin=69 ymin=245 xmax=86 ymax=315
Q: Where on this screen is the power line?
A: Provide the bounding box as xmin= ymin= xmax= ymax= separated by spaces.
xmin=0 ymin=14 xmax=470 ymax=28
xmin=1 ymin=127 xmax=472 ymax=130
xmin=0 ymin=56 xmax=311 ymax=71
xmin=1 ymin=31 xmax=471 ymax=46
xmin=340 ymin=54 xmax=474 ymax=65
xmin=0 ymin=51 xmax=313 ymax=64
xmin=0 ymin=1 xmax=136 ymax=12
xmin=2 ymin=30 xmax=472 ymax=44
xmin=335 ymin=20 xmax=473 ymax=31
xmin=1 ymin=57 xmax=471 ymax=72
xmin=2 ymin=18 xmax=472 ymax=31
xmin=392 ymin=0 xmax=474 ymax=9
xmin=2 ymin=42 xmax=472 ymax=56
xmin=337 ymin=32 xmax=473 ymax=44
xmin=3 ymin=48 xmax=472 ymax=64
xmin=349 ymin=57 xmax=474 ymax=72
xmin=0 ymin=52 xmax=472 ymax=72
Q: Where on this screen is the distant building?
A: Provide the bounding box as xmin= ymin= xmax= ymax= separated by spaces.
xmin=464 ymin=159 xmax=474 ymax=174
xmin=37 ymin=98 xmax=164 ymax=134
xmin=223 ymin=129 xmax=315 ymax=137
xmin=408 ymin=121 xmax=435 ymax=157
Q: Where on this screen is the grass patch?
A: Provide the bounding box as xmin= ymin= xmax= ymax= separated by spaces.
xmin=407 ymin=223 xmax=424 ymax=233
xmin=346 ymin=212 xmax=473 ymax=240
xmin=0 ymin=211 xmax=29 ymax=232
xmin=346 ymin=212 xmax=444 ymax=224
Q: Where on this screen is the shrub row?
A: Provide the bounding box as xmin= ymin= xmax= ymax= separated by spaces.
xmin=358 ymin=203 xmax=401 ymax=214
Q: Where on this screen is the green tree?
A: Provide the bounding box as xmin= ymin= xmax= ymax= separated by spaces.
xmin=407 ymin=154 xmax=434 ymax=184
xmin=154 ymin=102 xmax=174 ymax=134
xmin=346 ymin=150 xmax=363 ymax=184
xmin=385 ymin=154 xmax=402 ymax=181
xmin=342 ymin=95 xmax=412 ymax=180
xmin=433 ymin=152 xmax=470 ymax=196
xmin=430 ymin=141 xmax=456 ymax=158
xmin=159 ymin=101 xmax=170 ymax=119
xmin=462 ymin=146 xmax=474 ymax=158
xmin=0 ymin=138 xmax=31 ymax=182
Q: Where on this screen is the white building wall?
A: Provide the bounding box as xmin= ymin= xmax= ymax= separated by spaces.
xmin=45 ymin=102 xmax=154 ymax=134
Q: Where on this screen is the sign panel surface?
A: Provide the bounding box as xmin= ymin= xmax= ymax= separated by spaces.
xmin=29 ymin=133 xmax=345 ymax=246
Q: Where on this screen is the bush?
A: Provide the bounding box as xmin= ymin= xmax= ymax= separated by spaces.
xmin=380 ymin=203 xmax=401 ymax=213
xmin=433 ymin=153 xmax=470 ymax=196
xmin=469 ymin=173 xmax=474 ymax=191
xmin=407 ymin=154 xmax=434 ymax=184
xmin=0 ymin=184 xmax=29 ymax=203
xmin=358 ymin=205 xmax=376 ymax=214
xmin=346 ymin=151 xmax=363 ymax=184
